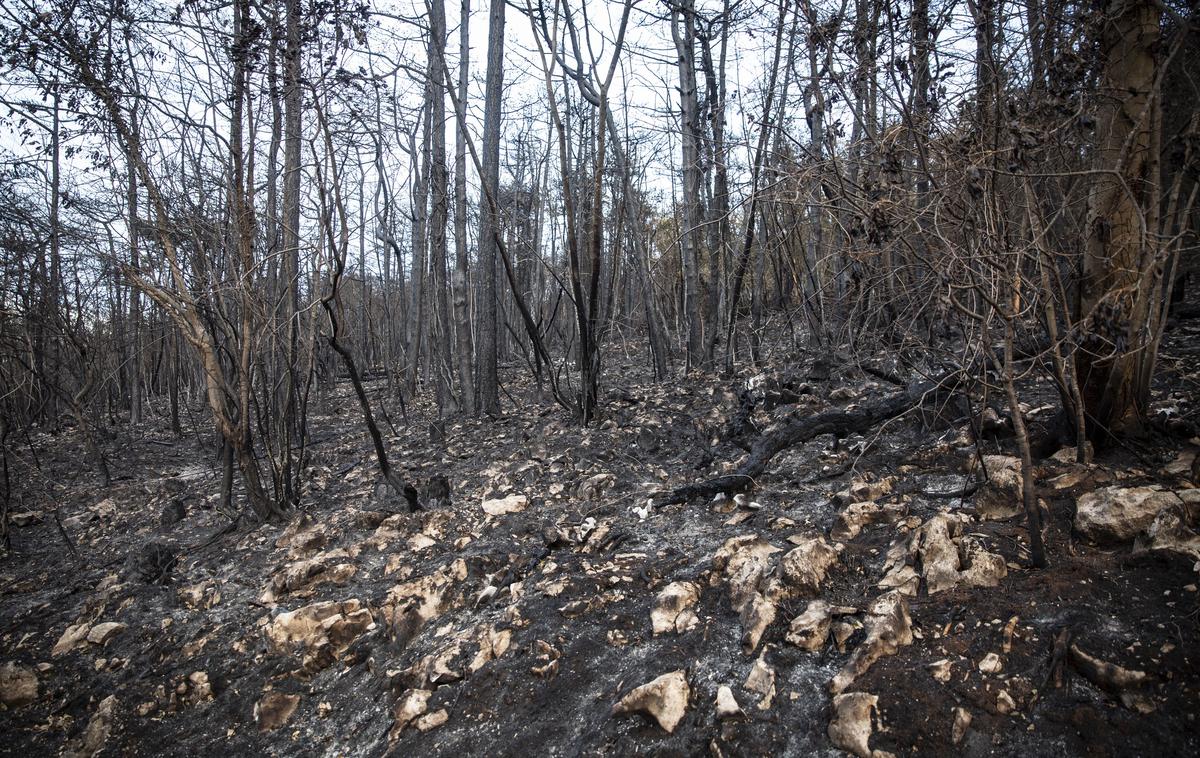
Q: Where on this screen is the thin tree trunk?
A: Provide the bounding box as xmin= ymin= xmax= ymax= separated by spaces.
xmin=477 ymin=0 xmax=505 ymax=415
xmin=452 ymin=0 xmax=476 ymax=414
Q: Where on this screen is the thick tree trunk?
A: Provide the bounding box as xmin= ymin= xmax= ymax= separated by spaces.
xmin=671 ymin=1 xmax=705 ymax=369
xmin=429 ymin=0 xmax=457 ymax=415
xmin=1077 ymin=0 xmax=1162 ymax=441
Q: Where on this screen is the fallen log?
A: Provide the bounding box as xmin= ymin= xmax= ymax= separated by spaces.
xmin=654 ymin=374 xmax=958 ymax=506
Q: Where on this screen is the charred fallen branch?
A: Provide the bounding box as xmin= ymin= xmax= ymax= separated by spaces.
xmin=656 ymin=373 xmax=961 ymax=505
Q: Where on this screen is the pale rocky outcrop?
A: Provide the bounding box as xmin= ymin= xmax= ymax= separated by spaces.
xmin=828 ymin=692 xmax=894 ymax=758
xmin=63 ymin=695 xmax=118 ymax=758
xmin=650 ymin=581 xmax=701 ymax=635
xmin=255 ymin=692 xmax=301 ymax=731
xmin=879 ymin=513 xmax=1007 ymax=596
xmin=713 ymin=534 xmax=841 ymax=653
xmin=833 ymin=501 xmax=906 ymax=541
xmin=266 ymin=599 xmax=375 ymax=672
xmin=382 ymin=559 xmax=468 ymax=647
xmin=831 ymin=592 xmax=913 ymax=694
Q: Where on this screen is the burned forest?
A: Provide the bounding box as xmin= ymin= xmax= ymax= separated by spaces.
xmin=1 ymin=0 xmax=1199 ymax=755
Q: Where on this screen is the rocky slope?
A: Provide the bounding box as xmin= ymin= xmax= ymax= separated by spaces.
xmin=2 ymin=341 xmax=1199 ymax=757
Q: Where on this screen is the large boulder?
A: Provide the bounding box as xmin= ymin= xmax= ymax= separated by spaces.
xmin=969 ymin=455 xmax=1023 ymax=521
xmin=1075 ymin=486 xmax=1183 ymax=542
xmin=0 ymin=662 xmax=38 ymax=707
xmin=828 ymin=692 xmax=893 ymax=758
xmin=1145 ymin=490 xmax=1200 ymax=560
xmin=611 ymin=671 xmax=690 ymax=733
xmin=772 ymin=537 xmax=840 ymax=599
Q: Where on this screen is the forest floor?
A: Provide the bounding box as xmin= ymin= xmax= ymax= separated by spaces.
xmin=2 ymin=316 xmax=1199 ymax=757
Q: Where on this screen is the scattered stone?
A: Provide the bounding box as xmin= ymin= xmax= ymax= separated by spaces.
xmin=276 ymin=517 xmax=328 ymax=555
xmin=774 ymin=536 xmax=840 ymax=598
xmin=786 ymin=600 xmax=833 ymax=651
xmin=578 ymin=473 xmax=615 ymax=500
xmin=481 ymin=494 xmax=528 ymax=516
xmin=978 ymin=652 xmax=1003 ymax=674
xmin=835 ymin=477 xmax=895 ymax=505
xmin=1050 ymin=445 xmax=1089 ymax=464
xmin=9 ymin=512 xmax=41 ymax=527
xmin=1144 ymin=495 xmax=1200 ymax=561
xmin=1046 ymin=467 xmax=1090 ymax=493
xmin=255 ymin=692 xmax=300 ymax=731
xmin=951 ymin=707 xmax=972 ymax=744
xmin=879 ymin=513 xmax=1006 ymax=595
xmin=833 ymin=501 xmax=905 ymax=541
xmin=928 ymin=659 xmax=952 ymax=683
xmin=712 ymin=535 xmax=781 ymax=653
xmin=52 ymin=623 xmax=91 ymax=657
xmin=86 ymin=622 xmax=127 ymax=646
xmin=468 ymin=625 xmax=513 ymax=673
xmin=744 ymin=656 xmax=776 ymax=710
xmin=612 ymin=670 xmax=690 ymax=733
xmin=651 ymin=581 xmax=701 ymax=635
xmin=995 ymin=690 xmax=1016 ymax=715
xmin=382 ymin=560 xmax=467 ymax=647
xmin=186 ymin=671 xmax=212 ymax=703
xmin=715 ymin=686 xmax=743 ymax=719
xmin=90 ymin=498 xmax=117 ymax=519
xmin=1162 ymin=449 xmax=1198 ymax=479
xmin=1075 ymin=486 xmax=1183 ymax=542
xmin=416 ymin=709 xmax=449 ymax=732
xmin=178 ymin=582 xmax=220 ymax=610
xmin=0 ymin=662 xmax=38 ymax=707
xmin=270 ymin=558 xmax=329 ymax=597
xmin=531 ymin=640 xmax=560 ymax=677
xmin=831 ymin=620 xmax=860 ymax=652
